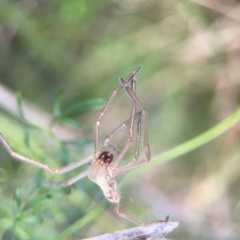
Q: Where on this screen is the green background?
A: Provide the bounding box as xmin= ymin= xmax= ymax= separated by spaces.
xmin=1 ymin=0 xmax=240 ymax=239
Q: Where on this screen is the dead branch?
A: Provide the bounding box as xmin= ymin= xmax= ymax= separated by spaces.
xmin=84 ymin=219 xmax=181 ymax=240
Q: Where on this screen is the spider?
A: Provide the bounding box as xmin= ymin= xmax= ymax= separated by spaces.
xmin=0 ymin=67 xmax=156 ymax=226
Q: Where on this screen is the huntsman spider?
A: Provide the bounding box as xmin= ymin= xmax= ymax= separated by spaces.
xmin=0 ymin=67 xmax=166 ymax=226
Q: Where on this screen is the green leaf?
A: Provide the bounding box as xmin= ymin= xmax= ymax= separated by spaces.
xmin=23 ymin=131 xmax=31 ymax=149
xmin=14 ymin=187 xmax=21 ymax=207
xmin=34 ymin=169 xmax=44 ymax=187
xmin=53 ymin=90 xmax=65 ymax=118
xmin=60 ymin=118 xmax=82 ymax=128
xmin=15 ymin=91 xmax=40 ymax=131
xmin=13 ymin=187 xmax=21 ymax=219
xmin=22 ymin=194 xmax=47 ymax=212
xmin=22 ymin=191 xmax=65 ymax=212
xmin=20 ymin=215 xmax=43 ymax=224
xmin=15 ymin=91 xmax=24 ymax=119
xmin=62 ymin=98 xmax=104 ymax=116
xmin=56 ymin=140 xmax=70 ymax=165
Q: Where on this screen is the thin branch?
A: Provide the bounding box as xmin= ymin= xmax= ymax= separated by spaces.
xmin=84 ymin=220 xmax=181 ymax=240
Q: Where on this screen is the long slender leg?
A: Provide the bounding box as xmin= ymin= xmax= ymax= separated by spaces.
xmin=0 ymin=133 xmax=91 ymax=174
xmin=113 ymin=78 xmax=150 ymax=173
xmin=115 ymin=205 xmax=147 ymax=226
xmin=103 ymin=111 xmax=142 ymax=147
xmin=134 ymin=113 xmax=143 ymax=162
xmin=117 ymin=157 xmax=149 ymax=173
xmin=111 ymin=76 xmax=138 ymax=167
xmin=120 ymin=112 xmax=143 ymax=165
xmin=109 ymin=177 xmax=147 ymax=226
xmin=101 ymin=142 xmax=119 ymax=154
xmin=114 ymin=181 xmax=169 ymax=226
xmin=129 ymin=75 xmax=137 ymax=146
xmin=94 ymin=66 xmax=142 ymax=154
xmin=119 ymin=77 xmax=150 ymax=161
xmin=103 ymin=112 xmax=144 ymax=156
xmin=123 ymin=111 xmax=143 ymax=165
xmin=112 ymin=75 xmax=150 ymax=167
xmin=45 ymin=170 xmax=88 ymax=187
xmin=116 ymin=205 xmax=170 ymax=226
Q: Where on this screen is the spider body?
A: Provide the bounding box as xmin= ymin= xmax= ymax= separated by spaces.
xmin=0 ymin=66 xmax=154 ymax=226
xmin=88 ymin=151 xmax=120 ymax=203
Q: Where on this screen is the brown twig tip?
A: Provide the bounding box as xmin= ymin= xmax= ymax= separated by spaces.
xmin=84 ymin=219 xmax=181 ymax=240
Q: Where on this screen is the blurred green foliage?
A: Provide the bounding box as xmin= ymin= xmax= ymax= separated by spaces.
xmin=1 ymin=0 xmax=240 ymax=239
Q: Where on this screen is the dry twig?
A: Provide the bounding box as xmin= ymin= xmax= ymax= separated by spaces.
xmin=84 ymin=218 xmax=181 ymax=240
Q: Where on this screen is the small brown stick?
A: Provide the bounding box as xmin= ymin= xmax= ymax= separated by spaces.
xmin=83 ymin=218 xmax=181 ymax=240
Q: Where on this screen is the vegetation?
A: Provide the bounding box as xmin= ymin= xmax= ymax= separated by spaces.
xmin=1 ymin=0 xmax=240 ymax=239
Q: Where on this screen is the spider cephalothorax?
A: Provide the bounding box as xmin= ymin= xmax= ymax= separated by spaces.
xmin=0 ymin=66 xmax=152 ymax=226
xmin=96 ymin=151 xmax=113 ymax=167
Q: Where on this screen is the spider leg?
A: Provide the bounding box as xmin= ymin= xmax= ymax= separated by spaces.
xmin=115 ymin=204 xmax=170 ymax=226
xmin=102 ymin=111 xmax=143 ymax=157
xmin=129 ymin=75 xmax=137 ymax=149
xmin=114 ymin=205 xmax=147 ymax=226
xmin=112 ymin=75 xmax=149 ymax=167
xmin=94 ymin=66 xmax=142 ymax=154
xmin=0 ymin=133 xmax=91 ymax=175
xmin=134 ymin=112 xmax=143 ymax=162
xmin=115 ymin=112 xmax=143 ymax=167
xmin=108 ymin=173 xmax=147 ymax=226
xmin=103 ymin=111 xmax=142 ymax=146
xmin=114 ymin=77 xmax=150 ymax=173
xmin=119 ymin=77 xmax=150 ymax=161
xmin=45 ymin=170 xmax=88 ymax=187
xmin=110 ymin=76 xmax=138 ymax=167
xmin=119 ymin=111 xmax=143 ymax=165
xmin=102 ymin=142 xmax=120 ymax=154
xmin=108 ymin=78 xmax=149 ymax=226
